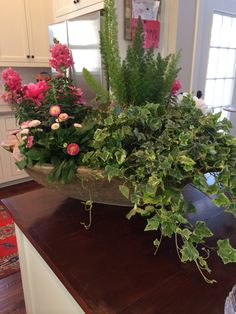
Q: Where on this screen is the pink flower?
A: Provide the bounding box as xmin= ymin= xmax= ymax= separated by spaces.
xmin=58 ymin=113 xmax=69 ymax=121
xmin=26 ymin=136 xmax=34 ymax=148
xmin=49 ymin=105 xmax=61 ymax=117
xmin=20 ymin=120 xmax=32 ymax=129
xmin=1 ymin=91 xmax=14 ymax=103
xmin=66 ymin=143 xmax=80 ymax=156
xmin=49 ymin=43 xmax=74 ymax=73
xmin=1 ymin=68 xmax=22 ymax=91
xmin=68 ymin=86 xmax=83 ymax=97
xmin=171 ymin=79 xmax=182 ymax=95
xmin=28 ymin=120 xmax=41 ymax=127
xmin=25 ymin=81 xmax=48 ymax=99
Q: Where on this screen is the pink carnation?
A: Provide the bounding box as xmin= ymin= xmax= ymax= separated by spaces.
xmin=1 ymin=68 xmax=22 ymax=91
xmin=49 ymin=43 xmax=74 ymax=73
xmin=171 ymin=79 xmax=182 ymax=95
xmin=49 ymin=105 xmax=61 ymax=117
xmin=66 ymin=143 xmax=80 ymax=156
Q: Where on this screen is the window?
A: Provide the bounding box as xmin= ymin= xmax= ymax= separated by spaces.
xmin=204 ymin=13 xmax=236 ymax=118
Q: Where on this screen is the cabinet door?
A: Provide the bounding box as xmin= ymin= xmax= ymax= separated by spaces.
xmin=53 ymin=0 xmax=79 ymax=18
xmin=53 ymin=0 xmax=103 ymax=19
xmin=25 ymin=0 xmax=53 ymax=65
xmin=0 ymin=0 xmax=30 ymax=64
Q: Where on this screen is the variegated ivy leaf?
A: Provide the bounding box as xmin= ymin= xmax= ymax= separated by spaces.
xmin=180 ymin=241 xmax=199 ymax=262
xmin=115 ymin=149 xmax=126 ymax=164
xmin=119 ymin=185 xmax=130 ymax=199
xmin=217 ymin=239 xmax=236 ymax=264
xmin=212 ymin=193 xmax=230 ymax=207
xmin=145 ymin=215 xmax=161 ymax=231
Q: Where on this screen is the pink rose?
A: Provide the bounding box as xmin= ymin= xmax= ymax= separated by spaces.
xmin=66 ymin=143 xmax=80 ymax=156
xmin=49 ymin=105 xmax=61 ymax=117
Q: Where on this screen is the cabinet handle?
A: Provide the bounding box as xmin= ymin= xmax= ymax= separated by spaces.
xmin=73 ymin=0 xmax=79 ymax=3
xmin=27 ymin=55 xmax=30 ymax=58
xmin=31 ymin=55 xmax=35 ymax=59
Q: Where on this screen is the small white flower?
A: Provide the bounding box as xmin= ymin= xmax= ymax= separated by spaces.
xmin=51 ymin=123 xmax=60 ymax=130
xmin=63 ymin=143 xmax=68 ymax=148
xmin=28 ymin=120 xmax=41 ymax=127
xmin=74 ymin=123 xmax=82 ymax=128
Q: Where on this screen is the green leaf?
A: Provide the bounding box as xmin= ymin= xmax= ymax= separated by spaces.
xmin=180 ymin=241 xmax=199 ymax=262
xmin=26 ymin=147 xmax=44 ymax=161
xmin=179 ymin=155 xmax=196 ymax=166
xmin=115 ymin=149 xmax=126 ymax=164
xmin=15 ymin=159 xmax=27 ymax=170
xmin=119 ymin=185 xmax=130 ymax=199
xmin=193 ymin=221 xmax=213 ymax=241
xmin=176 ymin=227 xmax=192 ymax=240
xmin=225 ymin=203 xmax=236 ymax=218
xmin=212 ymin=193 xmax=230 ymax=207
xmin=145 ymin=215 xmax=161 ymax=231
xmin=217 ymin=239 xmax=236 ymax=264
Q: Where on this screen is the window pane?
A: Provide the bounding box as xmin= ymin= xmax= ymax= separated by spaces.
xmin=216 ymin=49 xmax=229 ymax=77
xmin=206 ymin=48 xmax=218 ymax=78
xmin=205 ymin=80 xmax=216 ymax=108
xmin=221 ymin=16 xmax=232 ymax=47
xmin=222 ymin=79 xmax=234 ymax=107
xmin=229 ymin=19 xmax=236 ymax=48
xmin=214 ymin=79 xmax=225 ymax=107
xmin=205 ymin=13 xmax=236 ymax=113
xmin=211 ymin=14 xmax=222 ymax=46
xmin=225 ymin=50 xmax=236 ymax=77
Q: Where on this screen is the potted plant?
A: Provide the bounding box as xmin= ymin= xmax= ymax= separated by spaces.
xmin=1 ymin=0 xmax=236 ymax=283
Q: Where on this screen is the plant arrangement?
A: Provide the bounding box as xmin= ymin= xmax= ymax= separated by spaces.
xmin=2 ymin=0 xmax=236 ymax=283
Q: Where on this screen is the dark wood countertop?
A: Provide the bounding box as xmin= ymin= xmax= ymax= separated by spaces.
xmin=1 ymin=185 xmax=236 ymax=314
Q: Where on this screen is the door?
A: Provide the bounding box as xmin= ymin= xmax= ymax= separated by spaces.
xmin=192 ymin=0 xmax=236 ymax=130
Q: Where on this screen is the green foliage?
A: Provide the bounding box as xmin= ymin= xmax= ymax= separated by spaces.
xmin=82 ymin=68 xmax=109 ymax=106
xmin=5 ymin=0 xmax=236 ymax=284
xmin=97 ymin=6 xmax=180 ymax=107
xmin=99 ymin=0 xmax=125 ymax=104
xmin=82 ymin=98 xmax=236 ymax=282
xmin=217 ymin=239 xmax=236 ymax=264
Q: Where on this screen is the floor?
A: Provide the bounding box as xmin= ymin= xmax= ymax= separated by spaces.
xmin=0 ymin=181 xmax=40 ymax=314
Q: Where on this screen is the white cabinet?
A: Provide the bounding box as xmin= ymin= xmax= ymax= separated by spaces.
xmin=0 ymin=108 xmax=28 ymax=186
xmin=53 ymin=0 xmax=104 ymax=21
xmin=15 ymin=226 xmax=84 ymax=314
xmin=0 ymin=0 xmax=53 ymax=67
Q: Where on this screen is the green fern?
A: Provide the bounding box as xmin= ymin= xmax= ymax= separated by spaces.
xmin=82 ymin=68 xmax=109 ymax=105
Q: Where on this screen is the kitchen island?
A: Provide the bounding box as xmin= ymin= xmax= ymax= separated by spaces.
xmin=2 ymin=185 xmax=236 ymax=313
